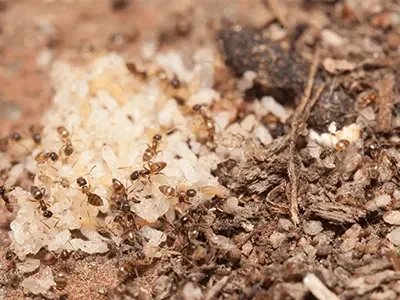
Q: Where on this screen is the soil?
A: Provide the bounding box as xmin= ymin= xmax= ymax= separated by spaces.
xmin=2 ymin=0 xmax=400 ymax=299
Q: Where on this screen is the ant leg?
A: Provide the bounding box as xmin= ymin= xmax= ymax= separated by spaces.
xmin=80 ymin=196 xmax=87 ymax=207
xmin=46 ymin=160 xmax=59 ymax=172
xmin=53 ymin=216 xmax=61 ymax=228
xmin=40 ymin=219 xmax=51 ymax=230
xmin=71 ymin=157 xmax=80 ymax=169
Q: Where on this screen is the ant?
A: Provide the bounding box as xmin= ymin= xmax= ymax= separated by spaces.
xmin=159 ymin=185 xmax=197 ymax=203
xmin=0 ymin=136 xmax=8 ymax=152
xmin=9 ymin=132 xmax=22 ymax=142
xmin=130 ymin=162 xmax=167 ymax=183
xmin=126 ymin=62 xmax=148 ymax=81
xmin=170 ymin=75 xmax=181 ymax=89
xmin=35 ymin=151 xmax=59 ymax=170
xmin=147 ymin=161 xmax=167 ymax=175
xmin=0 ymin=182 xmax=14 ymax=212
xmin=335 ymin=139 xmax=350 ymax=152
xmin=142 ymin=134 xmax=162 ymax=162
xmin=29 ymin=125 xmax=43 ymax=145
xmin=57 ymin=126 xmax=74 ymax=157
xmin=76 ymin=176 xmax=104 ymax=207
xmin=111 ymin=178 xmax=131 ymax=212
xmin=0 ymin=131 xmax=29 ymax=152
xmin=193 ymin=104 xmax=216 ymax=142
xmin=30 ymin=185 xmax=53 ymax=218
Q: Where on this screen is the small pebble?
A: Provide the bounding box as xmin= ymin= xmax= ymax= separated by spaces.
xmin=393 ymin=190 xmax=400 ymax=201
xmin=278 ymin=218 xmax=293 ymax=232
xmin=383 ymin=211 xmax=400 ymax=225
xmin=341 ymin=224 xmax=361 ymax=252
xmin=387 ymin=227 xmax=400 ymax=246
xmin=241 ymin=241 xmax=253 ymax=256
xmin=375 ymin=194 xmax=391 ymax=207
xmin=387 ymin=31 xmax=400 ymax=50
xmin=303 ymin=220 xmax=323 ymax=236
xmin=269 ymin=231 xmax=287 ymax=249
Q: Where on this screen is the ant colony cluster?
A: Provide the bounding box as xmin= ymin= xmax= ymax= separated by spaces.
xmin=1 ymin=50 xmax=270 ymax=295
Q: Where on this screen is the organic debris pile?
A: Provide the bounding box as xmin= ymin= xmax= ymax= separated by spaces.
xmin=1 ymin=0 xmax=400 ymax=299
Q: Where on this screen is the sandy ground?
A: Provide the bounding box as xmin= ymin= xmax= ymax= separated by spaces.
xmin=0 ymin=0 xmax=269 ymax=299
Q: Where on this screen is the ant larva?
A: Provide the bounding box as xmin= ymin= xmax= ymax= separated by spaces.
xmin=58 ymin=178 xmax=71 ymax=189
xmin=30 ymin=185 xmax=53 ymax=218
xmin=57 ymin=126 xmax=74 ymax=157
xmin=143 ymin=134 xmax=162 ymax=162
xmin=76 ymin=176 xmax=104 ymax=207
xmin=159 ymin=185 xmax=197 ymax=203
xmin=37 ymin=173 xmax=53 ymax=190
xmin=193 ymin=104 xmax=216 ymax=142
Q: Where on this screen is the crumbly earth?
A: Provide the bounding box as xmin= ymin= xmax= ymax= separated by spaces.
xmin=2 ymin=0 xmax=400 ymax=299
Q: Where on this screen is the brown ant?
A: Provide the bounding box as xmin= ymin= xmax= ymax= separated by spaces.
xmin=170 ymin=75 xmax=181 ymax=89
xmin=0 ymin=131 xmax=29 ymax=152
xmin=30 ymin=185 xmax=53 ymax=218
xmin=117 ymin=261 xmax=135 ymax=279
xmin=193 ymin=104 xmax=216 ymax=141
xmin=335 ymin=139 xmax=350 ymax=152
xmin=0 ymin=136 xmax=8 ymax=152
xmin=76 ymin=176 xmax=104 ymax=207
xmin=148 ymin=161 xmax=167 ymax=175
xmin=159 ymin=185 xmax=197 ymax=203
xmin=111 ymin=178 xmax=131 ymax=212
xmin=126 ymin=62 xmax=148 ymax=81
xmin=57 ymin=126 xmax=74 ymax=157
xmin=142 ymin=134 xmax=162 ymax=162
xmin=0 ymin=182 xmax=14 ymax=212
xmin=130 ymin=170 xmax=140 ymax=181
xmin=130 ymin=162 xmax=167 ymax=183
xmin=35 ymin=151 xmax=59 ymax=170
xmin=54 ymin=269 xmax=68 ymax=290
xmin=29 ymin=125 xmax=43 ymax=144
xmin=9 ymin=132 xmax=22 ymax=142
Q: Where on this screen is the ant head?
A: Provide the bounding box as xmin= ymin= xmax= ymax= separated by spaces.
xmin=76 ymin=177 xmax=87 ymax=187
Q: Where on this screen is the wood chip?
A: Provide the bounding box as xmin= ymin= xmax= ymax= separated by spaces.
xmin=308 ymin=202 xmax=366 ymax=224
xmin=204 ymin=276 xmax=229 ymax=300
xmin=377 ymin=74 xmax=394 ymax=133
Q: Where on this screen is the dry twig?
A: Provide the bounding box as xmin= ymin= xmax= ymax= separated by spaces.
xmin=263 ymin=0 xmax=288 ymax=28
xmin=205 ymin=276 xmax=229 ymax=300
xmin=377 ymin=73 xmax=394 ymax=133
xmin=303 ymin=273 xmax=340 ymax=300
xmin=288 ymin=47 xmax=323 ymax=225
